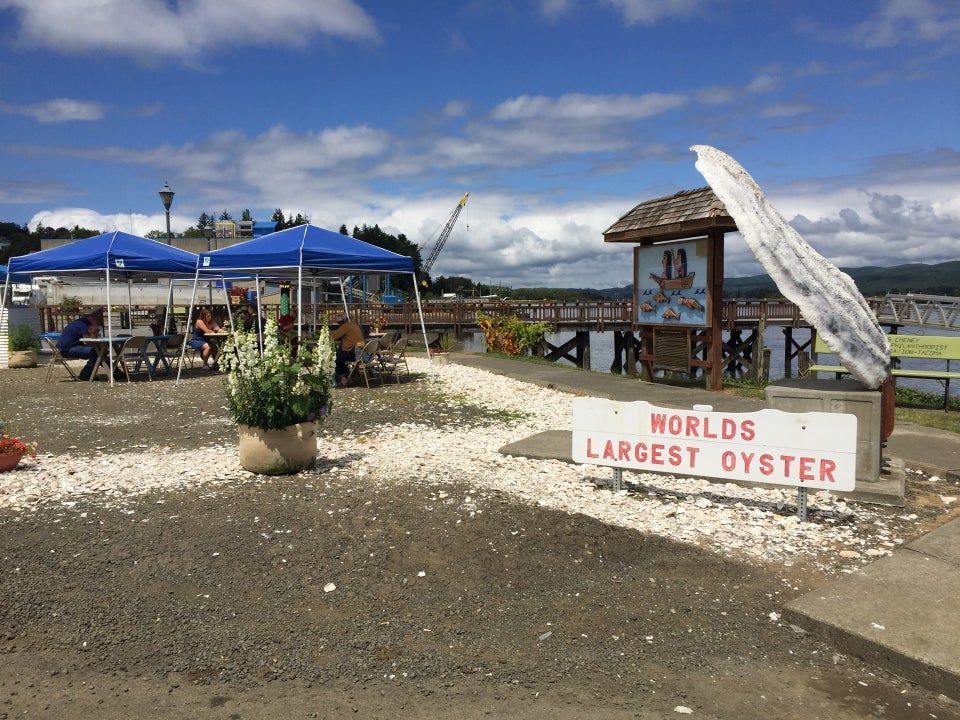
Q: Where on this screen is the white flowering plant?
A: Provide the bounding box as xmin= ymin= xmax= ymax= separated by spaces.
xmin=222 ymin=317 xmax=335 ymax=430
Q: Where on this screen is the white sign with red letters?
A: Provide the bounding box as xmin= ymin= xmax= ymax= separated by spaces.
xmin=572 ymin=398 xmax=857 ymax=492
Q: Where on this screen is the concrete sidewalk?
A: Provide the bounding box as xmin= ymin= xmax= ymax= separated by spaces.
xmin=785 ymin=517 xmax=960 ymax=699
xmin=453 ymin=352 xmax=960 ymax=699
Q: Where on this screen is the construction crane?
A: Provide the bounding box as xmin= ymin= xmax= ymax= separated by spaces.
xmin=421 ymin=192 xmax=469 ymax=275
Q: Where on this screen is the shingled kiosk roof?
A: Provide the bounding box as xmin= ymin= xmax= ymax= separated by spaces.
xmin=603 ymin=186 xmax=737 ymax=244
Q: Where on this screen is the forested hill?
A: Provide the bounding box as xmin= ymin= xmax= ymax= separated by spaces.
xmin=722 ymin=260 xmax=960 ymax=298
xmin=511 ymin=261 xmax=960 ymax=301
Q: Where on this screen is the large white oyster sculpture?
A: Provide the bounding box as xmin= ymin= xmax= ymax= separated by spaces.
xmin=691 ymin=144 xmax=890 ymax=389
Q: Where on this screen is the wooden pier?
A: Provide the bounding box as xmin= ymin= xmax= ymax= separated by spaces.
xmin=39 ymin=298 xmax=827 ymax=382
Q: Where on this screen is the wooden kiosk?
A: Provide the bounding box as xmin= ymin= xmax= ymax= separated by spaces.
xmin=603 ymin=187 xmax=736 ymax=391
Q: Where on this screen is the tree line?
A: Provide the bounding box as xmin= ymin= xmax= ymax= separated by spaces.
xmin=0 ymin=221 xmax=100 ymax=264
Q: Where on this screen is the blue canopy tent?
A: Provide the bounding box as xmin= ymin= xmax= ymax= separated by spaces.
xmin=1 ymin=231 xmax=204 ymax=385
xmin=0 ymin=265 xmax=31 ymax=284
xmin=178 ymin=224 xmax=431 ymax=381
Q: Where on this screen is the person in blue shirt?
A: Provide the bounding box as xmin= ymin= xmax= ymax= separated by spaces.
xmin=57 ymin=308 xmax=108 ymax=381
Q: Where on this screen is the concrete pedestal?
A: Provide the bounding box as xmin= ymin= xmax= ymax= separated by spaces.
xmin=765 ymin=378 xmax=881 ymax=484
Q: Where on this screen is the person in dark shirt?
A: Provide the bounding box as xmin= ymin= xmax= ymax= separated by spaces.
xmin=242 ymin=303 xmax=264 ymax=334
xmin=57 ymin=308 xmax=107 ymax=381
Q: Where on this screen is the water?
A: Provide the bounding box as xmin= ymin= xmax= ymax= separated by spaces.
xmin=458 ymin=325 xmax=960 ymax=397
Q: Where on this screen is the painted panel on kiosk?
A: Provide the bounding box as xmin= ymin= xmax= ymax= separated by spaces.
xmin=636 ymin=238 xmax=709 ymax=326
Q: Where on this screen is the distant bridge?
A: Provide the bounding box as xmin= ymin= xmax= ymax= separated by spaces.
xmin=875 ymin=293 xmax=960 ymax=330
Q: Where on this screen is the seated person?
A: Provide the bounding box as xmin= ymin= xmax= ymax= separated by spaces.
xmin=277 ymin=312 xmax=296 ymax=335
xmin=276 ymin=311 xmax=301 ymax=355
xmin=242 ymin=303 xmax=264 ymax=334
xmin=57 ymin=308 xmax=116 ymax=380
xmin=330 ymin=313 xmax=365 ymax=387
xmin=188 ymin=307 xmax=222 ymax=370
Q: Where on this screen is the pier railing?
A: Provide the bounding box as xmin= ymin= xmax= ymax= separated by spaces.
xmin=37 ymin=298 xmax=819 ymax=334
xmin=45 ymin=296 xmax=950 ymax=335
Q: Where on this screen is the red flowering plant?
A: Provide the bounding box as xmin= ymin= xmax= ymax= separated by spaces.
xmin=0 ymin=420 xmax=37 ymax=458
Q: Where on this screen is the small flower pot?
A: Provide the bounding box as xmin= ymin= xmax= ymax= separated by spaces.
xmin=8 ymin=350 xmax=38 ymax=369
xmin=0 ymin=451 xmax=24 ymax=473
xmin=238 ymin=422 xmax=317 ymax=475
xmin=432 ymin=352 xmax=450 ymax=365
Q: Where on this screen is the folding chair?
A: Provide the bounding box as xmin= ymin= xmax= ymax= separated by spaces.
xmin=115 ymin=335 xmax=152 ymax=382
xmin=378 ymin=337 xmax=409 ymax=384
xmin=163 ymin=333 xmax=187 ymax=369
xmin=42 ymin=333 xmax=78 ymax=382
xmin=377 ymin=331 xmax=398 ymax=353
xmin=344 ymin=339 xmax=382 ymax=388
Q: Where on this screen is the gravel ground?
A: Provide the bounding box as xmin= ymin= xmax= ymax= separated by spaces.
xmin=0 ymin=359 xmax=957 ymax=719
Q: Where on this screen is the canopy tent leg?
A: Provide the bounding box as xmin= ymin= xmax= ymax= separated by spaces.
xmin=221 ymin=278 xmax=234 ymax=330
xmin=255 ymin=274 xmax=263 ymax=352
xmin=297 ymin=265 xmax=303 ymax=340
xmin=339 ymin=279 xmax=349 ymax=317
xmin=0 ymin=277 xmax=10 ymax=346
xmin=165 ymin=281 xmax=175 ymax=334
xmin=126 ymin=277 xmax=133 ymax=330
xmin=312 ymin=276 xmax=317 ymax=330
xmin=411 ymin=272 xmax=432 ymax=365
xmin=176 ymin=272 xmax=201 ymax=385
xmin=106 ymin=268 xmax=114 ymax=387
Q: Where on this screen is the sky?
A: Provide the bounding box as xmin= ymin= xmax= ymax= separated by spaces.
xmin=0 ymin=0 xmax=958 ymax=288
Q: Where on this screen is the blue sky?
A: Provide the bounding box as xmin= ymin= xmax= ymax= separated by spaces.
xmin=0 ymin=0 xmax=958 ymax=287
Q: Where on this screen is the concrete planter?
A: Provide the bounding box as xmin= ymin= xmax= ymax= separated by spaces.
xmin=432 ymin=353 xmax=450 ymax=365
xmin=765 ymin=378 xmax=881 ymax=483
xmin=8 ymin=350 xmax=38 ymax=369
xmin=238 ymin=422 xmax=317 ymax=475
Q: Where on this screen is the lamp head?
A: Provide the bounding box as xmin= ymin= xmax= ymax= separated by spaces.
xmin=158 ymin=182 xmax=175 ymax=211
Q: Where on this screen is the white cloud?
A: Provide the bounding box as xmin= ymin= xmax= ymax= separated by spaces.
xmin=851 ymin=0 xmax=960 ymax=48
xmin=745 ymin=73 xmax=780 ymax=94
xmin=24 ymin=163 xmax=960 ymax=288
xmin=0 ymin=98 xmax=105 ymax=123
xmin=696 ymin=86 xmax=736 ymax=105
xmin=540 ymin=0 xmax=576 ymax=20
xmin=442 ymin=100 xmax=469 ymax=118
xmin=761 ymin=102 xmax=814 ymax=118
xmin=0 ymin=178 xmax=71 ymax=203
xmin=27 ymin=208 xmax=195 ymax=237
xmin=604 ymin=0 xmax=706 ymax=25
xmin=11 ymin=95 xmax=960 ymax=289
xmin=490 ymin=92 xmax=687 ymax=121
xmin=0 ymin=0 xmax=379 ymax=60
xmin=537 ymin=0 xmax=706 ymax=25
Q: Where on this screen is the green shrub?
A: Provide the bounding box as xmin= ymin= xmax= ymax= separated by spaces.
xmin=60 ymin=296 xmax=82 ymax=312
xmin=895 ymin=386 xmax=960 ymax=411
xmin=9 ymin=324 xmax=39 ymax=352
xmin=476 ymin=313 xmax=550 ymax=356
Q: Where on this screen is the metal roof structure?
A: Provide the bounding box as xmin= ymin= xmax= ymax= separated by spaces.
xmin=603 ymin=186 xmax=737 ymax=244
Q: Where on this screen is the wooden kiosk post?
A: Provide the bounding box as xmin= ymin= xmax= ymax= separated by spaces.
xmin=707 ymin=229 xmax=724 ymax=390
xmin=603 ymin=188 xmax=736 ymax=391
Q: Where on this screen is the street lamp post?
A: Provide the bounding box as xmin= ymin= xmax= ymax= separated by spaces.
xmin=204 ymin=228 xmax=215 ymax=305
xmin=158 ymin=182 xmax=175 ymax=245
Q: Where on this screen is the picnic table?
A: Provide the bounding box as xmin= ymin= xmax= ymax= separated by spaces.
xmin=79 ymin=336 xmax=129 ymax=382
xmin=142 ymin=335 xmax=173 ymax=375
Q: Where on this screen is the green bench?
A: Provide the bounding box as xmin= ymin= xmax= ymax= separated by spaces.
xmin=808 ymin=333 xmax=960 ymax=409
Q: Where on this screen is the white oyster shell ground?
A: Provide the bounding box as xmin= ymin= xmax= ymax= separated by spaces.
xmin=691 ymin=144 xmax=890 ymax=389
